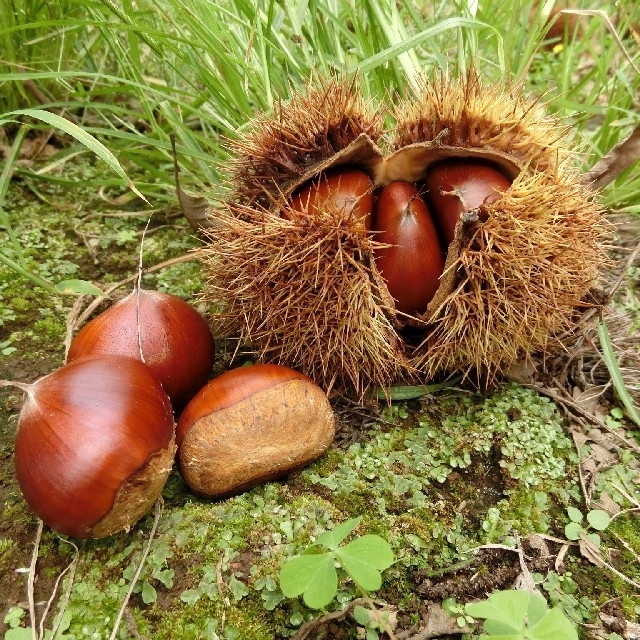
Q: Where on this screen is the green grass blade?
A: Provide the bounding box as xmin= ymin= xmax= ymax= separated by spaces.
xmin=597 ymin=318 xmax=640 ymax=427
xmin=0 ymin=108 xmax=148 ymax=202
xmin=0 ymin=125 xmax=27 ymax=266
xmin=353 ymin=16 xmax=493 ymax=75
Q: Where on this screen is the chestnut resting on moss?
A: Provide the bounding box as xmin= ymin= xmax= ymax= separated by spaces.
xmin=176 ymin=363 xmax=335 ymax=498
xmin=7 ymin=355 xmax=176 ymax=539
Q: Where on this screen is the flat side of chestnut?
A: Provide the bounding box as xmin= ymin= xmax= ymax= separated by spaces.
xmin=178 ymin=379 xmax=335 ymax=497
xmin=90 ymin=435 xmax=176 ymax=538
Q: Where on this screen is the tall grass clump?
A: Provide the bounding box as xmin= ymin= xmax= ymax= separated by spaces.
xmin=1 ymin=1 xmax=638 ymax=203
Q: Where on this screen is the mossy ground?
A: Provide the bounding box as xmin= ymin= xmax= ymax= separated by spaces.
xmin=1 ymin=156 xmax=639 ymax=639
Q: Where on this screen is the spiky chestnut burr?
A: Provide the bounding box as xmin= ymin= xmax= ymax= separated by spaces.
xmin=196 ymin=73 xmax=611 ymax=394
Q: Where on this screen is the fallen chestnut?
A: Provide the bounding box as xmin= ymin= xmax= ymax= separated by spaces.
xmin=289 ymin=166 xmax=374 ymax=229
xmin=67 ymin=288 xmax=215 ymax=408
xmin=176 ymin=363 xmax=335 ymax=497
xmin=9 ymin=355 xmax=176 ymax=538
xmin=372 ymin=181 xmax=445 ymax=316
xmin=424 ymin=158 xmax=512 ymax=246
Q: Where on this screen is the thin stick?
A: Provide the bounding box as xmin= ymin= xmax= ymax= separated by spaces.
xmin=109 ymin=499 xmax=163 ymax=640
xmin=27 ymin=520 xmax=44 ymax=640
xmin=39 ymin=537 xmax=79 ymax=640
xmin=135 ymin=216 xmax=153 ymax=362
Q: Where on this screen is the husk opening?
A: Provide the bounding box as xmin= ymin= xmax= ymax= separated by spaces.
xmin=198 ymin=73 xmax=612 ymax=395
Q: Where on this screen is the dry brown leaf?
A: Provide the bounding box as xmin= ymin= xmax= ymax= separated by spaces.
xmin=600 ymin=613 xmax=640 ymax=639
xmin=171 ymin=134 xmax=212 ymax=231
xmin=572 ymin=385 xmax=607 ymax=414
xmin=583 ymin=122 xmax=640 ymax=190
xmin=592 ymin=491 xmax=622 ymax=516
xmin=578 ymin=532 xmax=606 ymax=568
xmin=555 ymin=543 xmax=571 ymax=572
xmin=526 ymin=533 xmax=551 ymax=557
xmin=177 ymin=185 xmax=211 ymax=231
xmin=396 ymin=603 xmax=469 ymax=639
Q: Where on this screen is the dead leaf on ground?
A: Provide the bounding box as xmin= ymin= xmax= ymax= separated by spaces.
xmin=600 ymin=613 xmax=640 ymax=639
xmin=592 ymin=491 xmax=622 ymax=516
xmin=397 ymin=602 xmax=469 ymax=639
xmin=583 ymin=122 xmax=640 ymax=190
xmin=578 ymin=532 xmax=606 ymax=568
xmin=172 ymin=134 xmax=212 ymax=231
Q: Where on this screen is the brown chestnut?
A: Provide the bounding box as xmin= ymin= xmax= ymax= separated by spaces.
xmin=424 ymin=158 xmax=512 ymax=246
xmin=176 ymin=363 xmax=335 ymax=497
xmin=67 ymin=288 xmax=215 ymax=408
xmin=288 ymin=167 xmax=374 ymax=229
xmin=372 ymin=181 xmax=445 ymax=316
xmin=12 ymin=355 xmax=176 ymax=538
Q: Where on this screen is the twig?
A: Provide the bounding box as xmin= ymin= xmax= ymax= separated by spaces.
xmin=39 ymin=537 xmax=79 ymax=640
xmin=571 ymin=430 xmax=593 ymax=509
xmin=27 ymin=520 xmax=44 ymax=640
xmin=291 ymin=598 xmax=369 ymax=640
xmin=109 ymin=499 xmax=163 ymax=640
xmin=604 ymin=238 xmax=640 ymax=305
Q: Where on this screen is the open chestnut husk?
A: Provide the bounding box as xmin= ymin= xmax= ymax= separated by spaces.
xmin=11 ymin=355 xmax=176 ymax=538
xmin=188 ymin=73 xmax=610 ymax=394
xmin=176 ymin=364 xmax=335 ymax=498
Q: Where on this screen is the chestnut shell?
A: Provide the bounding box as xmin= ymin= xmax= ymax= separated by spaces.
xmin=14 ymin=355 xmax=176 ymax=538
xmin=67 ymin=289 xmax=215 ymax=408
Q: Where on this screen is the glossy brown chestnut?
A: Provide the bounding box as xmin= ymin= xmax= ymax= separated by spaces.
xmin=424 ymin=158 xmax=513 ymax=246
xmin=177 ymin=363 xmax=335 ymax=497
xmin=67 ymin=288 xmax=215 ymax=408
xmin=14 ymin=355 xmax=176 ymax=538
xmin=372 ymin=181 xmax=445 ymax=316
xmin=288 ymin=167 xmax=374 ymax=229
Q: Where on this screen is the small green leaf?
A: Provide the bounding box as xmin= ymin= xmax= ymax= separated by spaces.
xmin=465 ymin=590 xmax=530 ymax=632
xmin=527 ymin=607 xmax=578 ymax=640
xmin=5 ymin=629 xmax=35 ymax=640
xmin=353 ymin=605 xmax=371 ymax=625
xmin=338 ymin=535 xmax=394 ymax=571
xmin=55 ymin=279 xmax=104 ymax=296
xmin=482 ymin=618 xmax=522 ymax=638
xmin=141 ymin=581 xmax=157 ymax=604
xmin=315 ymin=517 xmax=361 ymax=550
xmin=564 ymin=522 xmax=583 ymax=541
xmin=279 ymin=553 xmax=337 ymax=609
xmin=586 ymin=532 xmax=602 ymax=547
xmin=335 ymin=549 xmax=382 ymax=592
xmin=526 ymin=593 xmax=550 ymax=626
xmin=180 ymin=589 xmax=201 ymax=605
xmin=229 ymin=576 xmax=249 ymax=601
xmin=586 ymin=509 xmax=611 ymax=531
xmin=566 ymin=507 xmax=584 ymax=523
